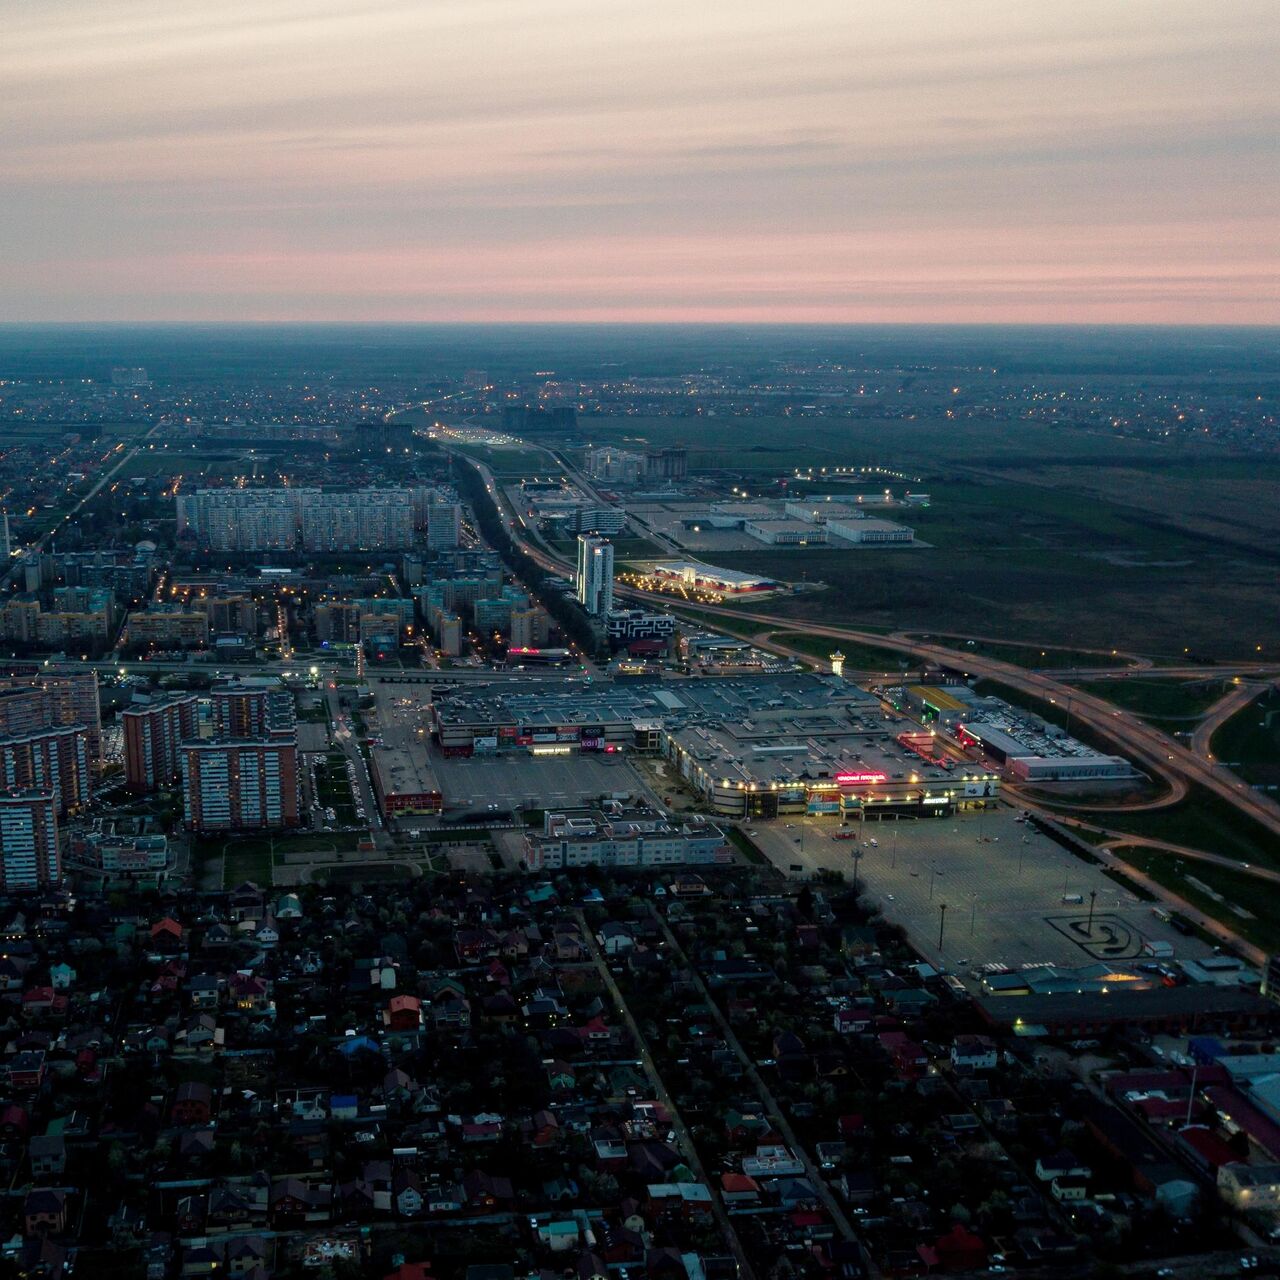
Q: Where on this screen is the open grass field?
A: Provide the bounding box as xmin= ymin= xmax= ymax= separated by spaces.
xmin=1080 ymin=785 xmax=1280 ymax=872
xmin=315 ymin=863 xmax=414 ymax=885
xmin=221 ymin=843 xmax=274 ymax=889
xmin=706 ymin=506 xmax=1278 ymax=660
xmin=928 ymin=636 xmax=1130 ymax=670
xmin=581 ymin=415 xmax=1280 ymax=660
xmin=1071 ymin=676 xmax=1234 ymax=724
xmin=767 ymin=629 xmax=908 ymax=671
xmin=581 ymin=413 xmax=1184 ymax=475
xmin=1112 ymin=846 xmax=1280 ymax=953
xmin=1211 ymin=688 xmax=1280 ymax=788
xmin=449 ymin=439 xmax=557 ymax=476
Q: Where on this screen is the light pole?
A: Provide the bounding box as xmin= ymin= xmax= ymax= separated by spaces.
xmin=852 ymin=849 xmax=862 ymax=895
xmin=1087 ymin=889 xmax=1097 ymax=933
xmin=938 ymin=902 xmax=947 ymax=952
xmin=929 ymin=864 xmax=938 ymax=900
xmin=891 ymin=821 xmax=899 ymax=868
xmin=970 ymin=893 xmax=978 ymax=936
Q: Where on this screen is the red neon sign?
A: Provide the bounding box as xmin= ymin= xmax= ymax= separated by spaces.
xmin=835 ymin=771 xmax=888 ymax=786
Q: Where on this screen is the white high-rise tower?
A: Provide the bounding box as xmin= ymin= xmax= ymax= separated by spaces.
xmin=576 ymin=535 xmax=614 ymax=616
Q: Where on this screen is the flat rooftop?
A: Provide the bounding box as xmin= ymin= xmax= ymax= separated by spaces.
xmin=370 ymin=744 xmax=440 ymax=796
xmin=431 ymin=672 xmax=879 ymax=730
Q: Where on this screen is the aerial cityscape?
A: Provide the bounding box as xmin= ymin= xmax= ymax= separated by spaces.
xmin=2 ymin=4 xmax=1279 ymax=1280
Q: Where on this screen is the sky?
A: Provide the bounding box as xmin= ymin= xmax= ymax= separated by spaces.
xmin=3 ymin=0 xmax=1278 ymax=324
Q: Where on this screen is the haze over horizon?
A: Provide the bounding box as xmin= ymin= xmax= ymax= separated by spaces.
xmin=5 ymin=1 xmax=1279 ymax=325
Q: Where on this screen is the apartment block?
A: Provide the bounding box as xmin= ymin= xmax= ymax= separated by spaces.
xmin=0 ymin=792 xmax=60 ymax=891
xmin=122 ymin=694 xmax=200 ymax=794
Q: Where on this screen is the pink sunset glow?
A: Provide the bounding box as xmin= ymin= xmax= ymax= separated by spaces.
xmin=4 ymin=0 xmax=1277 ymax=322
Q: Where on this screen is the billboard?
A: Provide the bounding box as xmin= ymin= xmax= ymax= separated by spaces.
xmin=835 ymin=771 xmax=888 ymax=786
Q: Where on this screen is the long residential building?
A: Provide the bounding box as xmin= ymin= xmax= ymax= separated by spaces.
xmin=181 ymin=738 xmax=301 ymax=832
xmin=524 ymin=806 xmax=731 ymax=871
xmin=0 ymin=792 xmax=60 ymax=891
xmin=179 ymin=486 xmax=417 ymax=552
xmin=122 ymin=694 xmax=200 ymax=794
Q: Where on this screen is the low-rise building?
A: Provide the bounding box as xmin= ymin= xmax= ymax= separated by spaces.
xmin=524 ymin=805 xmax=730 ymax=871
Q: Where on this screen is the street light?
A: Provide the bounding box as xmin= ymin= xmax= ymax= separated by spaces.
xmin=938 ymin=902 xmax=947 ymax=951
xmin=1087 ymin=889 xmax=1097 ymax=933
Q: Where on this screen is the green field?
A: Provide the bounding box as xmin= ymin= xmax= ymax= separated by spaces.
xmin=448 ymin=440 xmax=558 ymax=476
xmin=1080 ymin=785 xmax=1280 ymax=873
xmin=767 ymin=630 xmax=908 ymax=672
xmin=1211 ymin=689 xmax=1280 ymax=788
xmin=577 ymin=415 xmax=1280 ymax=660
xmin=928 ymin=637 xmax=1130 ymax=670
xmin=1112 ymin=847 xmax=1280 ymax=953
xmin=579 ymin=413 xmax=1182 ymax=474
xmin=315 ymin=863 xmax=414 ymax=885
xmin=1071 ymin=677 xmax=1232 ymax=724
xmin=221 ymin=843 xmax=274 ymax=889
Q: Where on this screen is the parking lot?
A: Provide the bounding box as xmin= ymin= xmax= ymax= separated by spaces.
xmin=750 ymin=805 xmax=1214 ymax=974
xmin=430 ymin=750 xmax=649 ymax=813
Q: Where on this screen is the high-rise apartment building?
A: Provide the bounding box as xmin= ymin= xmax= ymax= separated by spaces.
xmin=0 ymin=668 xmax=102 ymax=768
xmin=180 ymin=738 xmax=300 ymax=832
xmin=300 ymin=490 xmax=414 ymax=551
xmin=177 ymin=488 xmax=301 ymax=552
xmin=201 ymin=594 xmax=259 ymax=636
xmin=122 ymin=694 xmax=200 ymax=794
xmin=210 ymin=683 xmax=295 ymax=740
xmin=426 ymin=501 xmax=462 ymax=550
xmin=576 ymin=535 xmax=614 ymax=616
xmin=509 ymin=605 xmax=551 ymax=649
xmin=0 ymin=792 xmax=60 ymax=890
xmin=314 ymin=602 xmax=362 ymax=643
xmin=0 ymin=726 xmax=91 ymax=817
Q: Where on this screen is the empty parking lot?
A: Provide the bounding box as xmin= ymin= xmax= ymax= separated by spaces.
xmin=751 ymin=805 xmax=1213 ymax=973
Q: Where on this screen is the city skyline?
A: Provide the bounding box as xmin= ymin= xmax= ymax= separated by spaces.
xmin=4 ymin=0 xmax=1278 ymax=324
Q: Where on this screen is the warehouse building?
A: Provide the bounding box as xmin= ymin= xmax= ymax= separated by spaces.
xmin=825 ymin=516 xmax=915 ymax=544
xmin=743 ymin=519 xmax=828 ymax=546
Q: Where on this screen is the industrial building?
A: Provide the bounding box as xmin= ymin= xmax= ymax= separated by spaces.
xmin=743 ymin=519 xmax=828 ymax=546
xmin=825 ymin=516 xmax=915 ymax=544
